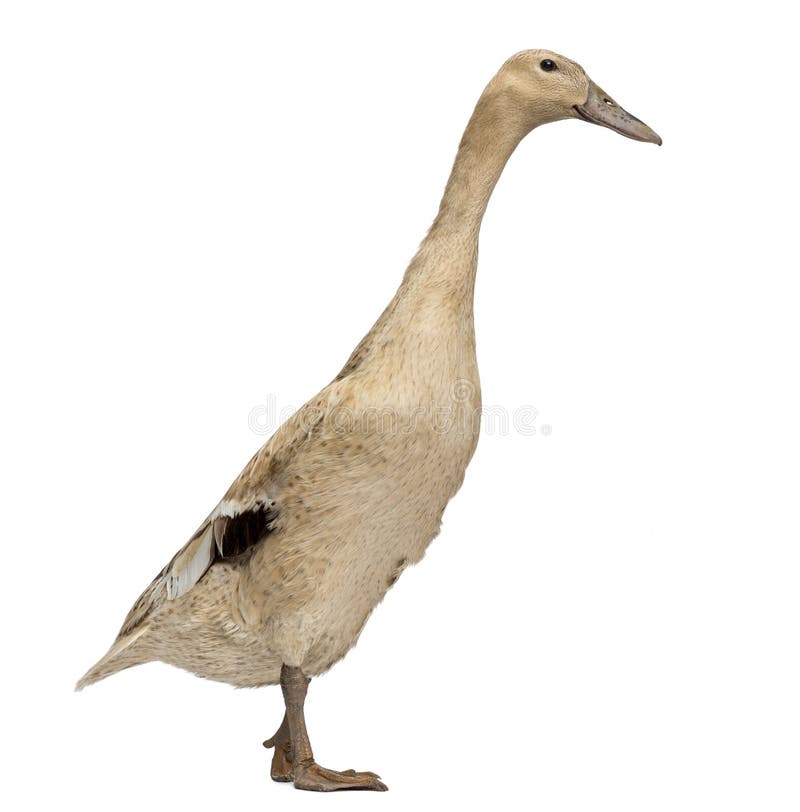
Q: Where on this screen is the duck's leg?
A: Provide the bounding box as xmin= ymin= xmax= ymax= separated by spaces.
xmin=279 ymin=663 xmax=388 ymax=792
xmin=262 ymin=712 xmax=293 ymax=782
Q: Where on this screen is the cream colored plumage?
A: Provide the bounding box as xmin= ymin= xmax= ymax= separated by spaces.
xmin=78 ymin=49 xmax=660 ymax=792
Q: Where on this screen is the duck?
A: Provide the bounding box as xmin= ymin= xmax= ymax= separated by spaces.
xmin=77 ymin=49 xmax=661 ymax=793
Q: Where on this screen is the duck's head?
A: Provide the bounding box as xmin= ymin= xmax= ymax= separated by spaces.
xmin=495 ymin=49 xmax=662 ymax=145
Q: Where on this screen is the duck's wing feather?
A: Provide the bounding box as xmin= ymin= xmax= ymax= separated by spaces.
xmin=118 ymin=494 xmax=278 ymax=636
xmin=165 ymin=499 xmax=278 ymax=598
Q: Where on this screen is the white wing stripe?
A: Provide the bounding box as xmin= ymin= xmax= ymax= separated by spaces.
xmin=165 ymin=524 xmax=215 ymax=600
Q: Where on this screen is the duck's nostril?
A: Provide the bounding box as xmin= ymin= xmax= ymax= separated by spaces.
xmin=604 ymin=98 xmax=614 ymax=106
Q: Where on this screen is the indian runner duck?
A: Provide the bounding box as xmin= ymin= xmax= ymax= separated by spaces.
xmin=78 ymin=49 xmax=660 ymax=792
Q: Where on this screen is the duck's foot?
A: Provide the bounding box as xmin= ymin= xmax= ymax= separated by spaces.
xmin=262 ymin=713 xmax=293 ymax=782
xmin=277 ymin=663 xmax=389 ymax=792
xmin=293 ymin=762 xmax=387 ymax=792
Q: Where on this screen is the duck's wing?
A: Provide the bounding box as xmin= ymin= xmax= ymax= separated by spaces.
xmin=118 ymin=488 xmax=278 ymax=637
xmin=115 ymin=381 xmax=341 ymax=637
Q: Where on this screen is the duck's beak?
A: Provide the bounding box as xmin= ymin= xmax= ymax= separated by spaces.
xmin=574 ymin=80 xmax=662 ymax=145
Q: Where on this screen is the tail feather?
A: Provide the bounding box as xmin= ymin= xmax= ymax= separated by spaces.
xmin=75 ymin=625 xmax=150 ymax=691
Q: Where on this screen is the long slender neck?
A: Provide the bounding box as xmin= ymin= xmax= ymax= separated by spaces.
xmin=400 ymin=85 xmax=533 ymax=306
xmin=337 ymin=83 xmax=536 ymax=384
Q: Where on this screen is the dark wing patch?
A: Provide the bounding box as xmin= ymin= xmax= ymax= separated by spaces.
xmin=212 ymin=502 xmax=278 ymax=560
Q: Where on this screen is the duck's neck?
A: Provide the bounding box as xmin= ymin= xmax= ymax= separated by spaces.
xmin=400 ymin=86 xmax=534 ymax=309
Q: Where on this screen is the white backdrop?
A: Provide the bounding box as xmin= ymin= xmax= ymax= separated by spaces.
xmin=1 ymin=2 xmax=797 ymax=810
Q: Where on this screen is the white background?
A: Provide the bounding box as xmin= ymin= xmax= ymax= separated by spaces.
xmin=1 ymin=1 xmax=797 ymax=810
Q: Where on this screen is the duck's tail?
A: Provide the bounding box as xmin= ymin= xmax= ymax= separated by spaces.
xmin=75 ymin=625 xmax=150 ymax=691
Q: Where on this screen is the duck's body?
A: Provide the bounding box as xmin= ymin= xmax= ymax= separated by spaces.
xmin=79 ymin=50 xmax=660 ymax=792
xmin=80 ymin=218 xmax=482 ymax=690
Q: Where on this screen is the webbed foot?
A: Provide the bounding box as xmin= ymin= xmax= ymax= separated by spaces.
xmin=262 ymin=715 xmax=293 ymax=782
xmin=275 ymin=664 xmax=390 ymax=792
xmin=293 ymin=761 xmax=387 ymax=792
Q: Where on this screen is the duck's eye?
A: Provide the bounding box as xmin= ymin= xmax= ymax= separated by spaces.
xmin=540 ymin=59 xmax=557 ymax=72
